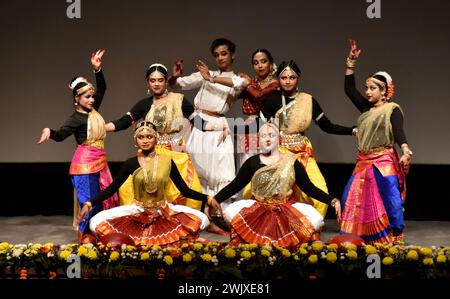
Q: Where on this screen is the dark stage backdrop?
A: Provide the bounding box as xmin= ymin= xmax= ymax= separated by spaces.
xmin=0 ymin=0 xmax=449 ymax=164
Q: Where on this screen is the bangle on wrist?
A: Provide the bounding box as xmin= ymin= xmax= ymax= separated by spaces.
xmin=352 ymin=127 xmax=358 ymax=136
xmin=207 ymin=196 xmax=214 ymax=205
xmin=209 ymin=76 xmax=215 ymax=83
xmin=346 ymin=57 xmax=356 ymax=68
xmin=85 ymin=201 xmax=92 ymax=210
xmin=331 ymin=199 xmax=338 ymax=208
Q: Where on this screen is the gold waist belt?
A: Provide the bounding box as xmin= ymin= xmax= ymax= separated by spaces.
xmin=254 ymin=194 xmax=290 ymax=205
xmin=280 ymin=132 xmax=307 ymax=148
xmin=135 ymin=198 xmax=165 ymax=210
xmin=82 ymin=139 xmax=105 ymax=149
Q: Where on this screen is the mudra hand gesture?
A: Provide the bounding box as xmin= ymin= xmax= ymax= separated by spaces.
xmin=348 ymin=38 xmax=362 ymax=59
xmin=91 ymin=49 xmax=106 ymax=71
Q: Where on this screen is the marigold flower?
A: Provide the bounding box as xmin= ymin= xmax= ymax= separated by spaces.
xmin=77 ymin=246 xmax=88 ymax=256
xmin=87 ymin=250 xmax=98 ymax=260
xmin=182 ymin=253 xmax=192 ymax=263
xmin=312 ymin=242 xmax=324 ymax=252
xmin=423 ymin=258 xmax=434 ymax=266
xmin=406 ymin=250 xmax=419 ymax=261
xmin=299 ymin=248 xmax=308 ymax=255
xmin=436 ymin=255 xmax=447 ymax=264
xmin=308 ymin=254 xmax=318 ymax=264
xmin=388 ymin=247 xmax=398 ymax=255
xmin=365 ymin=245 xmax=377 ymax=255
xmin=347 ymin=250 xmax=358 ymax=260
xmin=110 ymin=251 xmax=120 ymax=261
xmin=241 ymin=251 xmax=252 ymax=260
xmin=327 ymin=244 xmax=338 ymax=251
xmin=382 ymin=257 xmax=394 ymax=266
xmin=201 ymin=253 xmax=212 ymax=262
xmin=326 ymin=252 xmax=337 ymax=263
xmin=59 ymin=250 xmax=71 ymax=260
xmin=421 ymin=248 xmax=433 ymax=257
xmin=261 ymin=249 xmax=271 ymax=257
xmin=300 ymin=243 xmax=308 ymax=249
xmin=346 ymin=244 xmax=357 ymax=251
xmin=193 ymin=243 xmax=203 ymax=251
xmin=164 ymin=255 xmax=173 ymax=266
xmin=224 ymin=248 xmax=236 ymax=259
xmin=281 ymin=249 xmax=291 ymax=258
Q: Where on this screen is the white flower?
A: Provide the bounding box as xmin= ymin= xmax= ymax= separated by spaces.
xmin=12 ymin=249 xmax=23 ymax=257
xmin=60 ymin=245 xmax=67 ymax=250
xmin=121 ymin=244 xmax=127 ymax=251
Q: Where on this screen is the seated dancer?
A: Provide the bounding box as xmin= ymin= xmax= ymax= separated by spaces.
xmin=105 ymin=63 xmax=207 ymax=210
xmin=38 ymin=50 xmax=119 ymax=242
xmin=77 ymin=121 xmax=221 ymax=245
xmin=259 ymin=60 xmax=356 ymax=217
xmin=211 ymin=123 xmax=341 ymax=248
xmin=340 ymin=39 xmax=412 ymax=244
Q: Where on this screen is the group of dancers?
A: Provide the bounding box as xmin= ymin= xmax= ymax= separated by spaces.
xmin=38 ymin=38 xmax=412 ymax=247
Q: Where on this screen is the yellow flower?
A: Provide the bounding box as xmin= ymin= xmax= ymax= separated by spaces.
xmin=193 ymin=243 xmax=203 ymax=251
xmin=388 ymin=247 xmax=398 ymax=255
xmin=59 ymin=250 xmax=71 ymax=260
xmin=224 ymin=248 xmax=236 ymax=259
xmin=201 ymin=253 xmax=212 ymax=262
xmin=281 ymin=249 xmax=291 ymax=258
xmin=423 ymin=258 xmax=434 ymax=266
xmin=0 ymin=242 xmax=11 ymax=252
xmin=421 ymin=248 xmax=433 ymax=257
xmin=77 ymin=246 xmax=88 ymax=256
xmin=365 ymin=245 xmax=377 ymax=255
xmin=436 ymin=255 xmax=447 ymax=264
xmin=261 ymin=249 xmax=271 ymax=257
xmin=164 ymin=255 xmax=173 ymax=266
xmin=300 ymin=243 xmax=308 ymax=249
xmin=31 ymin=243 xmax=42 ymax=251
xmin=140 ymin=252 xmax=150 ymax=261
xmin=327 ymin=244 xmax=338 ymax=251
xmin=110 ymin=251 xmax=120 ymax=261
xmin=406 ymin=250 xmax=419 ymax=261
xmin=241 ymin=251 xmax=252 ymax=260
xmin=347 ymin=250 xmax=358 ymax=260
xmin=382 ymin=257 xmax=394 ymax=266
xmin=308 ymin=254 xmax=318 ymax=264
xmin=326 ymin=252 xmax=337 ymax=263
xmin=247 ymin=244 xmax=258 ymax=250
xmin=346 ymin=244 xmax=357 ymax=251
xmin=87 ymin=250 xmax=98 ymax=260
xmin=312 ymin=241 xmax=324 ymax=252
xmin=294 ymin=255 xmax=300 ymax=261
xmin=181 ymin=243 xmax=189 ymax=249
xmin=182 ymin=253 xmax=192 ymax=263
xmin=126 ymin=245 xmax=136 ymax=252
xmin=299 ymin=248 xmax=308 ymax=255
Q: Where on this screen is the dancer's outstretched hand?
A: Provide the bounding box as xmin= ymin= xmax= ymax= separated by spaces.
xmin=172 ymin=59 xmax=184 ymax=78
xmin=196 ymin=60 xmax=211 ymax=81
xmin=348 ymin=38 xmax=362 ymax=59
xmin=91 ymin=49 xmax=106 ymax=71
xmin=37 ymin=128 xmax=50 ymax=144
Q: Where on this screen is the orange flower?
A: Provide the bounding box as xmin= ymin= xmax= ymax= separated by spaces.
xmin=387 ymin=82 xmax=395 ymax=100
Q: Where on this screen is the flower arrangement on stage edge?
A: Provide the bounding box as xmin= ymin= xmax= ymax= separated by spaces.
xmin=0 ymin=241 xmax=449 ymax=279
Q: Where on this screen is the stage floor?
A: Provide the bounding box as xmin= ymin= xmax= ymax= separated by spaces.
xmin=1 ymin=216 xmax=449 ymax=247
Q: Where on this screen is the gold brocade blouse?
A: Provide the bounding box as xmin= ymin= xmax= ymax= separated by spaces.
xmin=144 ymin=92 xmax=184 ymax=135
xmin=275 ymin=92 xmax=313 ymax=135
xmin=132 ymin=153 xmax=172 ymax=209
xmin=82 ymin=109 xmax=107 ymax=148
xmin=251 ymin=154 xmax=298 ymax=204
xmin=357 ymin=102 xmax=403 ymax=153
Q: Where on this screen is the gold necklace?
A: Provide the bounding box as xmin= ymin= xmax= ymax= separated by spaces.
xmin=140 ymin=151 xmax=158 ymax=194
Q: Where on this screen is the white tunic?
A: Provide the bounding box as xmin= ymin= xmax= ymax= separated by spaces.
xmin=175 ymin=70 xmax=246 ymax=195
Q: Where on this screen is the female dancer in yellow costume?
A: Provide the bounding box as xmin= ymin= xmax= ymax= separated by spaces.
xmin=256 ymin=60 xmax=356 ymax=216
xmin=105 ymin=64 xmax=209 ymax=210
